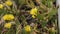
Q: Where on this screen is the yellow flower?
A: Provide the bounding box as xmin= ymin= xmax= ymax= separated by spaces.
xmin=5 ymin=0 xmax=13 ymax=6
xmin=4 ymin=23 xmax=12 ymax=28
xmin=30 ymin=7 xmax=38 ymax=15
xmin=24 ymin=25 xmax=31 ymax=32
xmin=32 ymin=15 xmax=35 ymax=18
xmin=30 ymin=7 xmax=38 ymax=18
xmin=0 ymin=4 xmax=4 ymax=9
xmin=2 ymin=14 xmax=14 ymax=20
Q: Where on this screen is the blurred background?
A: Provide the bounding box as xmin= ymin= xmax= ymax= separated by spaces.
xmin=0 ymin=0 xmax=58 ymax=34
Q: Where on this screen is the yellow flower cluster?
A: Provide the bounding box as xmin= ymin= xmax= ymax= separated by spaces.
xmin=30 ymin=7 xmax=38 ymax=18
xmin=2 ymin=14 xmax=14 ymax=20
xmin=24 ymin=25 xmax=31 ymax=32
xmin=4 ymin=23 xmax=12 ymax=28
xmin=0 ymin=0 xmax=13 ymax=9
xmin=0 ymin=4 xmax=4 ymax=9
xmin=5 ymin=0 xmax=13 ymax=6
